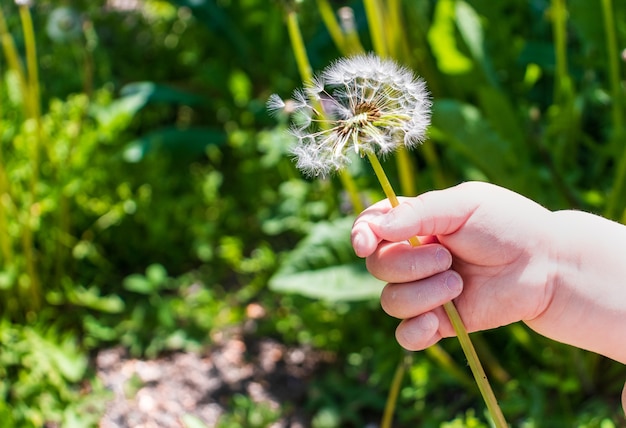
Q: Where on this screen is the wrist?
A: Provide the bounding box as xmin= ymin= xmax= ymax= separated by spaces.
xmin=529 ymin=210 xmax=626 ymax=364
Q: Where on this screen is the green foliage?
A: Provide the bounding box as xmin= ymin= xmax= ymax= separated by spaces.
xmin=269 ymin=217 xmax=386 ymax=301
xmin=0 ymin=0 xmax=625 ymax=426
xmin=216 ymin=394 xmax=282 ymax=427
xmin=0 ymin=321 xmax=108 ymax=427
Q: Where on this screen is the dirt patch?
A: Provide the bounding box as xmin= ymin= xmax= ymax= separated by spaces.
xmin=96 ymin=331 xmax=333 ymax=428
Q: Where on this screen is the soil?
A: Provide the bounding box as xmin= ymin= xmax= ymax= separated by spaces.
xmin=96 ymin=324 xmax=333 ymax=428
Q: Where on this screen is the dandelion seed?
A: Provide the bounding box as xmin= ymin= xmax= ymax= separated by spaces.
xmin=266 ymin=94 xmax=286 ymax=116
xmin=268 ymin=53 xmax=431 ymax=177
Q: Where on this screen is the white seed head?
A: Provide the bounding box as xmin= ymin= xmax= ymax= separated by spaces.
xmin=269 ymin=53 xmax=431 ymax=177
xmin=266 ymin=94 xmax=286 ymax=116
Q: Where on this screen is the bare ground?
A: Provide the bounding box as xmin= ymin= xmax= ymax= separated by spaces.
xmin=96 ymin=326 xmax=333 ymax=428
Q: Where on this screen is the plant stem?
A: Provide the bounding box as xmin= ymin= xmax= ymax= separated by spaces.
xmin=550 ymin=0 xmax=571 ymax=106
xmin=442 ymin=303 xmax=508 ymax=427
xmin=366 ymin=152 xmax=508 ymax=428
xmin=381 ymin=353 xmax=411 ymax=428
xmin=316 ymin=0 xmax=347 ymax=54
xmin=395 ymin=147 xmax=417 ymax=196
xmin=286 ymin=10 xmax=313 ymax=84
xmin=0 ymin=7 xmax=29 ymax=114
xmin=338 ymin=170 xmax=364 ymax=214
xmin=600 ymin=0 xmax=623 ymax=139
xmin=601 ymin=0 xmax=626 ymax=220
xmin=286 ymin=8 xmax=363 ymax=214
xmin=337 ymin=6 xmax=365 ymax=55
xmin=363 ymin=0 xmax=388 ymax=57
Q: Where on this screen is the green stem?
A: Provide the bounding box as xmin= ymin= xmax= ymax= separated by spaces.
xmin=381 ymin=353 xmax=411 ymax=428
xmin=0 ymin=7 xmax=29 ymax=115
xmin=442 ymin=302 xmax=507 ymax=427
xmin=366 ymin=152 xmax=507 ymax=428
xmin=339 ymin=171 xmax=364 ymax=213
xmin=286 ymin=8 xmax=363 ymax=214
xmin=18 ymin=3 xmax=42 ymax=311
xmin=363 ymin=0 xmax=388 ymax=57
xmin=316 ymin=0 xmax=347 ymax=54
xmin=602 ymin=0 xmax=626 ymax=220
xmin=425 ymin=344 xmax=475 ymax=389
xmin=601 ymin=0 xmax=623 ymax=139
xmin=551 ymin=0 xmax=571 ymax=105
xmin=0 ymin=181 xmax=13 ymax=265
xmin=337 ymin=6 xmax=365 ymax=55
xmin=19 ymin=4 xmax=41 ymax=121
xmin=606 ymin=149 xmax=626 ymax=220
xmin=387 ymin=0 xmax=410 ymax=61
xmin=421 ymin=140 xmax=448 ymax=189
xmin=395 ymin=147 xmax=417 ymax=196
xmin=286 ymin=10 xmax=313 ymax=84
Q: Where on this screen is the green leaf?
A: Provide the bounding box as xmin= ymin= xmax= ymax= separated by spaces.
xmin=270 ymin=262 xmax=384 ymax=302
xmin=428 ymin=0 xmax=473 ymax=75
xmin=67 ymin=286 xmax=125 ymax=313
xmin=123 ymin=127 xmax=226 ymax=162
xmin=455 ymin=1 xmax=497 ymax=85
xmin=181 ymin=414 xmax=210 ymax=428
xmin=431 ymin=99 xmax=517 ymax=183
xmin=146 ymin=263 xmax=168 ymax=284
xmin=120 ymin=81 xmax=207 ymax=107
xmin=123 ymin=274 xmax=155 ymax=295
xmin=269 ymin=217 xmax=384 ymax=301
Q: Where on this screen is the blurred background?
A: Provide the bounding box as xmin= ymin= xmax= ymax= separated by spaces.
xmin=0 ymin=0 xmax=625 ymax=426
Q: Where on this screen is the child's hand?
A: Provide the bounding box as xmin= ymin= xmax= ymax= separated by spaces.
xmin=351 ymin=181 xmax=555 ymax=350
xmin=351 ymin=182 xmax=626 ymax=367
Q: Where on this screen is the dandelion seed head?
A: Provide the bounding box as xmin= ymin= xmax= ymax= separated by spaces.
xmin=266 ymin=94 xmax=286 ymax=116
xmin=268 ymin=53 xmax=431 ymax=177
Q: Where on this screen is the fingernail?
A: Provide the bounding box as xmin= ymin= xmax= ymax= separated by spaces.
xmin=420 ymin=312 xmax=437 ymax=331
xmin=352 ymin=232 xmax=363 ymax=253
xmin=444 ymin=271 xmax=462 ymax=295
xmin=435 ymin=247 xmax=452 ymax=270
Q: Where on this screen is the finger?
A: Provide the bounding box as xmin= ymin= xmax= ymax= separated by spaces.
xmin=351 ymin=199 xmax=395 ymax=257
xmin=380 ymin=270 xmax=463 ymax=318
xmin=352 ymin=196 xmax=437 ymax=257
xmin=370 ymin=182 xmax=479 ymax=243
xmin=395 ymin=312 xmax=442 ymax=351
xmin=366 ymin=242 xmax=452 ymax=283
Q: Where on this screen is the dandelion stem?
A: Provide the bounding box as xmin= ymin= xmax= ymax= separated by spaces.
xmin=366 ymin=152 xmax=420 ymax=246
xmin=366 ymin=152 xmax=508 ymax=428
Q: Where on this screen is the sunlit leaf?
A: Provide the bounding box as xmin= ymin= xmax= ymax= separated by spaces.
xmin=428 ymin=0 xmax=473 ymax=75
xmin=269 ymin=217 xmax=384 ymax=301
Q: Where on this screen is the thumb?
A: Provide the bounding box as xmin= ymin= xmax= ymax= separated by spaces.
xmin=370 ymin=182 xmax=479 ymax=243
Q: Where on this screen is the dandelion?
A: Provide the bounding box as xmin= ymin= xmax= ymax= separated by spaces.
xmin=269 ymin=53 xmax=508 ymax=427
xmin=268 ymin=53 xmax=431 ymax=177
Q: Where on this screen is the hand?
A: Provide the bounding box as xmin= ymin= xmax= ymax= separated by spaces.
xmin=351 ymin=182 xmax=626 ymax=367
xmin=351 ymin=181 xmax=555 ymax=350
